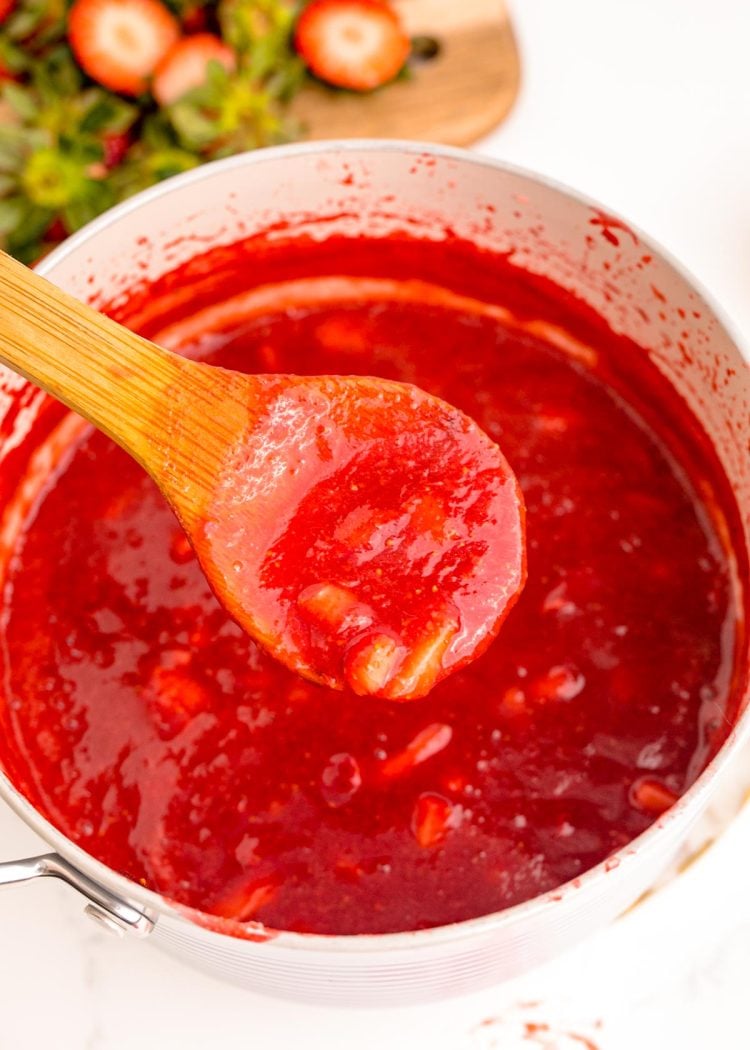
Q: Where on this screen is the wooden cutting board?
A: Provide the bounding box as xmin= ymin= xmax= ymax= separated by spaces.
xmin=290 ymin=0 xmax=521 ymax=147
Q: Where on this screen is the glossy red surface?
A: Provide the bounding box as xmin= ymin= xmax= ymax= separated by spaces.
xmin=0 ymin=233 xmax=741 ymax=935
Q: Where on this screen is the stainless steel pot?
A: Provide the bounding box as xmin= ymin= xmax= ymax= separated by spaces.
xmin=0 ymin=142 xmax=748 ymax=1006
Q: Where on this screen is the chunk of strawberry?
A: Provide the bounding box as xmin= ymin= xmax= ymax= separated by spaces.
xmin=629 ymin=777 xmax=679 ymax=816
xmin=294 ymin=0 xmax=410 ymax=92
xmin=412 ymin=792 xmax=455 ymax=848
xmin=298 ymin=581 xmax=366 ymax=628
xmin=144 ymin=651 xmax=209 ymax=733
xmin=153 ymin=32 xmax=235 ymax=106
xmin=211 ymin=878 xmax=277 ymax=922
xmin=345 ymin=633 xmax=404 ymax=695
xmin=532 ymin=664 xmax=585 ymax=703
xmin=383 ymin=615 xmax=458 ymax=701
xmin=321 ymin=752 xmax=362 ymax=807
xmin=380 ymin=723 xmax=453 ymax=779
xmin=68 ymin=0 xmax=180 ymax=96
xmin=500 ymin=685 xmax=527 ymax=716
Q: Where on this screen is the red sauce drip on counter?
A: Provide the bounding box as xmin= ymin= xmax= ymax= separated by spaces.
xmin=0 ymin=233 xmax=741 ymax=935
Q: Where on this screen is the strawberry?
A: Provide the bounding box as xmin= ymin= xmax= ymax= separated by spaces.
xmin=382 ymin=615 xmax=457 ymax=701
xmin=144 ymin=651 xmax=209 ymax=735
xmin=102 ymin=130 xmax=132 ymax=169
xmin=412 ymin=792 xmax=455 ymax=848
xmin=320 ymin=752 xmax=362 ymax=808
xmin=380 ymin=723 xmax=453 ymax=780
xmin=68 ymin=0 xmax=180 ymax=96
xmin=153 ymin=33 xmax=236 ymax=106
xmin=211 ymin=877 xmax=277 ymax=922
xmin=0 ymin=0 xmax=15 ymax=23
xmin=532 ymin=664 xmax=586 ymax=703
xmin=500 ymin=684 xmax=527 ymax=715
xmin=629 ymin=777 xmax=679 ymax=816
xmin=294 ymin=0 xmax=410 ymax=92
xmin=298 ymin=581 xmax=360 ymax=626
xmin=345 ymin=633 xmax=403 ymax=695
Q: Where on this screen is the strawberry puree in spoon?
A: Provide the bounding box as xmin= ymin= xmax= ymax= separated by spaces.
xmin=197 ymin=373 xmax=525 ymax=700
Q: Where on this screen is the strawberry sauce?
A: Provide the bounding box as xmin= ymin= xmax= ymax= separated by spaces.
xmin=0 ymin=232 xmax=742 ymax=935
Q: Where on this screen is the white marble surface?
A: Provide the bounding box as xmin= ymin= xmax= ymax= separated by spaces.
xmin=1 ymin=1 xmax=749 ymax=1046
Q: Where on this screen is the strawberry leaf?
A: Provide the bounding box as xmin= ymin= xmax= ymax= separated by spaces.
xmin=61 ymin=184 xmax=115 ymax=232
xmin=5 ymin=0 xmax=67 ymax=50
xmin=0 ymin=127 xmax=30 ymax=171
xmin=1 ymin=81 xmax=39 ymax=121
xmin=5 ymin=198 xmax=54 ymax=254
xmin=0 ymin=197 xmax=28 ymax=236
xmin=79 ymin=94 xmax=138 ymax=136
xmin=0 ymin=38 xmax=29 ymax=75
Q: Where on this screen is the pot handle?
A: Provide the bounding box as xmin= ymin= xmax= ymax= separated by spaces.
xmin=0 ymin=853 xmax=155 ymax=938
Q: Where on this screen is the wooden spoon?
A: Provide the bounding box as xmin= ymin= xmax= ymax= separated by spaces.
xmin=0 ymin=250 xmax=526 ymax=700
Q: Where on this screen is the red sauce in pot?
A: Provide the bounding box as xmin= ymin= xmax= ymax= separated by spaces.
xmin=0 ymin=233 xmax=742 ymax=935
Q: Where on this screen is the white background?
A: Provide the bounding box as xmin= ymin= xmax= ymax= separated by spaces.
xmin=1 ymin=1 xmax=749 ymax=1047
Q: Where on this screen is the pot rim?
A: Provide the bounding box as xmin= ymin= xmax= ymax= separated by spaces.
xmin=1 ymin=138 xmax=748 ymax=954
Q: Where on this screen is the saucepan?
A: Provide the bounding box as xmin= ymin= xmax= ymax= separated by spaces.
xmin=0 ymin=141 xmax=748 ymax=1006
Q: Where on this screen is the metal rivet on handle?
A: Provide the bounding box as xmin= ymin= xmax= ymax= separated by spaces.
xmin=84 ymin=903 xmax=129 ymax=938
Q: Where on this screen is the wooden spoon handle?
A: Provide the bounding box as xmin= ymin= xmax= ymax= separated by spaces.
xmin=0 ymin=250 xmax=191 ymax=472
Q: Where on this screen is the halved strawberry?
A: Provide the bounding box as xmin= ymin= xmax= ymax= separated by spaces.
xmin=294 ymin=0 xmax=410 ymax=92
xmin=153 ymin=33 xmax=235 ymax=106
xmin=68 ymin=0 xmax=180 ymax=97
